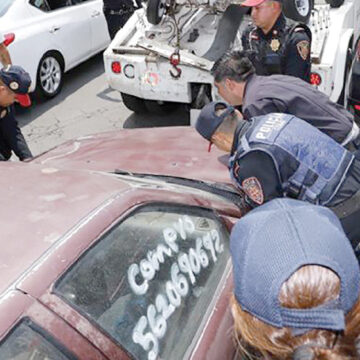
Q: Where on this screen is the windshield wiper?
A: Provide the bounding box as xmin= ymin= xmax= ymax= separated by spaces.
xmin=113 ymin=169 xmax=246 ymax=210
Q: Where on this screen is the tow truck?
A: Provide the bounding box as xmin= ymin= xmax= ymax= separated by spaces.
xmin=103 ymin=0 xmax=360 ymax=117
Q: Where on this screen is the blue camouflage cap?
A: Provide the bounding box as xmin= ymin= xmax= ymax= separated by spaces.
xmin=0 ymin=65 xmax=31 ymax=107
xmin=230 ymin=198 xmax=360 ymax=332
xmin=195 ymin=101 xmax=235 ymax=141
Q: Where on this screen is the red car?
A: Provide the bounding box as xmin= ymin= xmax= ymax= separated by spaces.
xmin=0 ymin=127 xmax=246 ymax=360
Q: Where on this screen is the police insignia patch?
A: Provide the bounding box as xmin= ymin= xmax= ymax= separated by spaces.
xmin=9 ymin=81 xmax=19 ymax=91
xmin=242 ymin=177 xmax=264 ymax=205
xmin=296 ymin=40 xmax=310 ymax=60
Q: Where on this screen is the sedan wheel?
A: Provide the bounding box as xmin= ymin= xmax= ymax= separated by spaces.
xmin=37 ymin=53 xmax=64 ymax=98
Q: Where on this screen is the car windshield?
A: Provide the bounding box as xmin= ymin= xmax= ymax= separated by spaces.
xmin=55 ymin=204 xmax=230 ymax=360
xmin=0 ymin=0 xmax=14 ymax=17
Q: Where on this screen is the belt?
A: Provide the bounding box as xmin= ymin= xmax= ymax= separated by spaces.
xmin=329 ymin=189 xmax=360 ymax=218
xmin=105 ymin=7 xmax=133 ymax=14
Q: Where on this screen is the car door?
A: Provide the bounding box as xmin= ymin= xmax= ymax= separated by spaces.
xmin=44 ymin=0 xmax=93 ymax=68
xmin=74 ymin=0 xmax=110 ymax=53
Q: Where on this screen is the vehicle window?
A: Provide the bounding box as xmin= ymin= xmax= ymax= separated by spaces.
xmin=56 ymin=204 xmax=230 ymax=360
xmin=29 ymin=0 xmax=51 ymax=11
xmin=0 ymin=318 xmax=76 ymax=359
xmin=47 ymin=0 xmax=72 ymax=11
xmin=0 ymin=0 xmax=15 ymax=17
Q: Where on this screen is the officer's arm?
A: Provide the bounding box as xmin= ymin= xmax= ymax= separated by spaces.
xmin=243 ymin=98 xmax=286 ymax=119
xmin=285 ymin=30 xmax=311 ymax=82
xmin=0 ymin=43 xmax=11 ymax=66
xmin=232 ymin=151 xmax=283 ymax=208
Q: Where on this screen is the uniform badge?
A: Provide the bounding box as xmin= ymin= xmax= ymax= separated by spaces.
xmin=242 ymin=177 xmax=264 ymax=205
xmin=296 ymin=40 xmax=310 ymax=60
xmin=270 ymin=38 xmax=280 ymax=52
xmin=0 ymin=109 xmax=7 ymax=119
xmin=9 ymin=81 xmax=19 ymax=91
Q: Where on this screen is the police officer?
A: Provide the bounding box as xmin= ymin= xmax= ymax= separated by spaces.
xmin=212 ymin=51 xmax=360 ymax=148
xmin=0 ymin=65 xmax=32 ymax=161
xmin=103 ymin=0 xmax=141 ymax=40
xmin=195 ymin=102 xmax=360 ymax=250
xmin=241 ymin=0 xmax=311 ymax=82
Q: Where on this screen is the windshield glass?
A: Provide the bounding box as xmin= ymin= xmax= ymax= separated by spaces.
xmin=0 ymin=0 xmax=14 ymax=17
xmin=56 ymin=204 xmax=230 ymax=360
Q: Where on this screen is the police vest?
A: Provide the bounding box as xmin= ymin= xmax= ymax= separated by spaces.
xmin=244 ymin=24 xmax=311 ymax=76
xmin=231 ymin=114 xmax=354 ymax=205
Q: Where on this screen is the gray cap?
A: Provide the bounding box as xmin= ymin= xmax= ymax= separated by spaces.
xmin=195 ymin=101 xmax=235 ymax=141
xmin=230 ymin=198 xmax=360 ymax=331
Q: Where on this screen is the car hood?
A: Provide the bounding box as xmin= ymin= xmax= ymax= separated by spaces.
xmin=33 ymin=127 xmax=231 ymax=185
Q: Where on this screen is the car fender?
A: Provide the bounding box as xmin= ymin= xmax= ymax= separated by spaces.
xmin=330 ymin=28 xmax=353 ymax=102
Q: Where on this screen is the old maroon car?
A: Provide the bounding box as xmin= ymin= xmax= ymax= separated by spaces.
xmin=0 ymin=127 xmax=246 ymax=359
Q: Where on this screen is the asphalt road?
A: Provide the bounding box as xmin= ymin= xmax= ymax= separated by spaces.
xmin=16 ymin=53 xmax=190 ymax=157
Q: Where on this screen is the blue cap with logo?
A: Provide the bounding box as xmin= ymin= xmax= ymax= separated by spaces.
xmin=230 ymin=198 xmax=360 ymax=332
xmin=0 ymin=65 xmax=31 ymax=107
xmin=196 ymin=101 xmax=235 ymax=141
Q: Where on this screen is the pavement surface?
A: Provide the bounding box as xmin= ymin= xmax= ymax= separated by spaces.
xmin=16 ymin=53 xmax=190 ymax=157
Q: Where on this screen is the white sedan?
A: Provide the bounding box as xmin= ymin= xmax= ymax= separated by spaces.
xmin=0 ymin=0 xmax=110 ymax=98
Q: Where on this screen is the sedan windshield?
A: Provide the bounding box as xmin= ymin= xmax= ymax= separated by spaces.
xmin=0 ymin=0 xmax=14 ymax=17
xmin=56 ymin=204 xmax=230 ymax=360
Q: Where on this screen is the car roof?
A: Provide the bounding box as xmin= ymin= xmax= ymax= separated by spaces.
xmin=33 ymin=126 xmax=231 ymax=185
xmin=0 ymin=162 xmax=130 ymax=297
xmin=0 ymin=127 xmax=232 ymax=298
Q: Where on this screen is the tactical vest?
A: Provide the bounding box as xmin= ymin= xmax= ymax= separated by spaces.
xmin=230 ymin=114 xmax=354 ymax=205
xmin=244 ymin=24 xmax=311 ymax=76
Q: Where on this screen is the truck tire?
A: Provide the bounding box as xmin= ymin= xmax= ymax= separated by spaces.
xmin=325 ymin=0 xmax=345 ymax=8
xmin=146 ymin=0 xmax=166 ymax=25
xmin=145 ymin=100 xmax=180 ymax=114
xmin=121 ymin=93 xmax=148 ymax=113
xmin=283 ymin=0 xmax=313 ymax=23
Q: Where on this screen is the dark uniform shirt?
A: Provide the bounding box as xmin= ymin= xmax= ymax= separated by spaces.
xmin=242 ymin=74 xmax=354 ymax=144
xmin=0 ymin=106 xmax=32 ymax=161
xmin=103 ymin=0 xmax=136 ymax=11
xmin=230 ymin=123 xmax=360 ymax=248
xmin=241 ymin=14 xmax=311 ymax=82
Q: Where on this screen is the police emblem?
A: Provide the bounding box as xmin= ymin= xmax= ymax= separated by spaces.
xmin=270 ymin=38 xmax=280 ymax=52
xmin=296 ymin=40 xmax=310 ymax=60
xmin=242 ymin=177 xmax=264 ymax=205
xmin=9 ymin=81 xmax=19 ymax=91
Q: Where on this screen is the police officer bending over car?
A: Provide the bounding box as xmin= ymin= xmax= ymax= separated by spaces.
xmin=195 ymin=102 xmax=360 ymax=252
xmin=212 ymin=51 xmax=360 ymax=150
xmin=241 ymin=0 xmax=311 ymax=82
xmin=103 ymin=0 xmax=141 ymax=40
xmin=0 ymin=66 xmax=32 ymax=161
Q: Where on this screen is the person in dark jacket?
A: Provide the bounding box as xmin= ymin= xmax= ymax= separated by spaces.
xmin=195 ymin=102 xmax=360 ymax=251
xmin=0 ymin=65 xmax=32 ymax=161
xmin=212 ymin=50 xmax=360 ymax=149
xmin=241 ymin=0 xmax=311 ymax=82
xmin=103 ymin=0 xmax=141 ymax=40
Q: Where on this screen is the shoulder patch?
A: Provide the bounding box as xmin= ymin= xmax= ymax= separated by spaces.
xmin=242 ymin=177 xmax=264 ymax=205
xmin=296 ymin=40 xmax=310 ymax=60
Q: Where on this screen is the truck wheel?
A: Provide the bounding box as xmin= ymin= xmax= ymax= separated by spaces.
xmin=145 ymin=100 xmax=180 ymax=114
xmin=325 ymin=0 xmax=344 ymax=8
xmin=146 ymin=0 xmax=166 ymax=25
xmin=121 ymin=93 xmax=148 ymax=113
xmin=283 ymin=0 xmax=313 ymax=23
